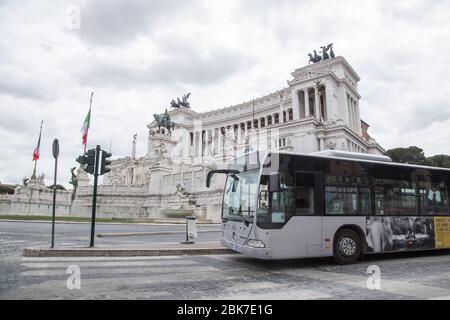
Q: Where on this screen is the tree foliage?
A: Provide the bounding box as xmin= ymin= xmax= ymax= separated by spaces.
xmin=385 ymin=146 xmax=428 ymax=165
xmin=48 ymin=184 xmax=66 ymax=191
xmin=0 ymin=184 xmax=15 ymax=194
xmin=427 ymin=154 xmax=450 ymax=168
xmin=386 ymin=146 xmax=450 ymax=168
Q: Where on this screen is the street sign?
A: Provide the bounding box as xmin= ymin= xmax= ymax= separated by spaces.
xmin=51 ymin=138 xmax=59 ymax=248
xmin=52 ymin=138 xmax=59 ymax=159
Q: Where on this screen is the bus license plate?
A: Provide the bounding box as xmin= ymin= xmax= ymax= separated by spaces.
xmin=231 ymin=243 xmax=243 ymax=253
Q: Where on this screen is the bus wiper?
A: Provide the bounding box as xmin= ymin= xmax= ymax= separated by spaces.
xmin=237 ymin=213 xmax=249 ymax=226
xmin=237 ymin=207 xmax=250 ymax=226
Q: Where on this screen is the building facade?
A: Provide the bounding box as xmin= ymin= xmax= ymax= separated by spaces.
xmin=86 ymin=56 xmax=383 ymax=222
xmin=0 ymin=56 xmax=384 ymax=222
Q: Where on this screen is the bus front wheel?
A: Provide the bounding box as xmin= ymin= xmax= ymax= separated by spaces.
xmin=333 ymin=229 xmax=362 ymax=265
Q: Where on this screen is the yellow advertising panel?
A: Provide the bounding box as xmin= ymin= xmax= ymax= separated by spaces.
xmin=434 ymin=217 xmax=450 ymax=249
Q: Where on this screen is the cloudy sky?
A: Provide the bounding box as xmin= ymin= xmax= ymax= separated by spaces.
xmin=0 ymin=0 xmax=449 ymax=187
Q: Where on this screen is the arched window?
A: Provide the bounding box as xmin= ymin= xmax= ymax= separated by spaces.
xmin=283 ymin=111 xmax=287 ymax=122
xmin=267 ymin=115 xmax=272 ymax=126
xmin=260 ymin=117 xmax=265 ymax=127
xmin=288 ymin=108 xmax=293 ymax=121
xmin=274 ymin=113 xmax=279 ymax=124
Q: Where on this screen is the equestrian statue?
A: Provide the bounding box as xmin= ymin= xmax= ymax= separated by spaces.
xmin=153 ymin=109 xmax=175 ymax=135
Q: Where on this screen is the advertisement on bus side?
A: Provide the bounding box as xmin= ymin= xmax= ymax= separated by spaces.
xmin=365 ymin=216 xmax=450 ymax=252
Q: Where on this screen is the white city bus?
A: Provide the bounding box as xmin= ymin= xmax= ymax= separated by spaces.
xmin=206 ymin=151 xmax=450 ymax=264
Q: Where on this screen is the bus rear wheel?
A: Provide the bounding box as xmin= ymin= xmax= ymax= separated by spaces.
xmin=333 ymin=229 xmax=362 ymax=265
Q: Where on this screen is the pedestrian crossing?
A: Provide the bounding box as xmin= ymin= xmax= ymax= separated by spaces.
xmin=3 ymin=254 xmax=450 ymax=300
xmin=13 ymin=255 xmax=233 ymax=299
xmin=0 ymin=240 xmax=28 ymax=244
xmin=13 ymin=255 xmax=336 ymax=300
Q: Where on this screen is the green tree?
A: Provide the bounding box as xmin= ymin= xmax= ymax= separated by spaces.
xmin=385 ymin=146 xmax=428 ymax=165
xmin=426 ymin=154 xmax=450 ymax=168
xmin=0 ymin=184 xmax=15 ymax=194
xmin=48 ymin=184 xmax=66 ymax=191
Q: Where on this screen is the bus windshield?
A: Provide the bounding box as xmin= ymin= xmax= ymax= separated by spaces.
xmin=222 ymin=169 xmax=259 ymax=223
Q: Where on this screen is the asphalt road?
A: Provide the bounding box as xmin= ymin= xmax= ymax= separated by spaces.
xmin=1 ymin=221 xmax=450 ymax=300
xmin=0 ymin=220 xmax=221 ymax=251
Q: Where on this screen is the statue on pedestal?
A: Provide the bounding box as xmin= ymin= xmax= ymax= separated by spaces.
xmin=153 ymin=109 xmax=175 ymax=135
xmin=170 ymin=93 xmax=191 ymax=108
xmin=69 ymin=167 xmax=78 ymax=190
xmin=308 ymin=43 xmax=335 ymax=64
xmin=37 ymin=173 xmax=45 ymax=185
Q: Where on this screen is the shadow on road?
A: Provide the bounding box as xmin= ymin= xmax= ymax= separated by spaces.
xmin=222 ymin=248 xmax=450 ymax=270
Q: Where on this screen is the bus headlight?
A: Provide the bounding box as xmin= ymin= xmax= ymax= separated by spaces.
xmin=246 ymin=239 xmax=265 ymax=248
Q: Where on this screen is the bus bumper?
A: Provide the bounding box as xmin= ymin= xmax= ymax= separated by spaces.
xmin=221 ymin=237 xmax=272 ymax=260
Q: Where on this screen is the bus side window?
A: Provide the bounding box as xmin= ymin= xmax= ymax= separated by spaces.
xmin=294 ymin=173 xmax=315 ymax=214
xmin=418 ymin=182 xmax=450 ymax=215
xmin=259 ymin=190 xmax=269 ymax=209
xmin=325 ymin=175 xmax=371 ymax=215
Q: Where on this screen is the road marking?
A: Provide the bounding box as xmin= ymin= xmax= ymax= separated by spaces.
xmin=21 ymin=259 xmax=199 ymax=269
xmin=21 ymin=255 xmax=182 ymax=262
xmin=20 ymin=265 xmax=219 ymax=277
xmin=0 ymin=240 xmax=28 ymax=244
xmin=13 ymin=269 xmax=258 ymax=293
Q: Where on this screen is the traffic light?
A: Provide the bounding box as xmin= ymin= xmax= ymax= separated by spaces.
xmin=100 ymin=150 xmax=112 ymax=175
xmin=76 ymin=149 xmax=96 ymax=174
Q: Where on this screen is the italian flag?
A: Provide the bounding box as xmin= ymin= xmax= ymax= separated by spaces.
xmin=32 ymin=120 xmax=43 ymax=161
xmin=32 ymin=136 xmax=41 ymax=161
xmin=81 ymin=108 xmax=91 ymax=146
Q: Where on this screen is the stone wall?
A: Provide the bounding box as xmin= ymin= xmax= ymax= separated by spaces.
xmin=0 ymin=184 xmax=73 ymax=216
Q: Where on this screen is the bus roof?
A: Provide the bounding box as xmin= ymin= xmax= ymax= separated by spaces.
xmin=266 ymin=150 xmax=450 ymax=173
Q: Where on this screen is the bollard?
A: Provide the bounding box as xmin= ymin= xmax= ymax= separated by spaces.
xmin=181 ymin=216 xmax=197 ymax=244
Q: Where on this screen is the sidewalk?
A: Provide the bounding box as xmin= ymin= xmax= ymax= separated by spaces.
xmin=96 ymin=229 xmax=221 ymax=238
xmin=22 ymin=241 xmax=234 ymax=257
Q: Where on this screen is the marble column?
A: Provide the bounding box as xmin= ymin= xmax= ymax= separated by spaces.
xmin=214 ymin=128 xmax=218 ymax=155
xmin=314 ymin=87 xmax=320 ymax=120
xmin=237 ymin=124 xmax=241 ymax=145
xmin=355 ymin=101 xmax=361 ymax=134
xmin=325 ymin=83 xmax=332 ymax=121
xmin=192 ymin=131 xmax=197 ymax=158
xmin=347 ymin=95 xmax=354 ymax=130
xmin=244 ymin=123 xmax=248 ymax=141
xmin=291 ymin=90 xmax=300 ymax=120
xmin=205 ymin=129 xmax=209 ymax=156
xmin=189 ymin=132 xmax=194 ymax=157
xmin=352 ymin=99 xmax=357 ymax=132
xmin=303 ymin=88 xmax=310 ymax=117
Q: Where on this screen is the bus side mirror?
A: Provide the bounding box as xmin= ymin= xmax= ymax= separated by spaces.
xmin=268 ymin=174 xmax=280 ymax=193
xmin=231 ymin=175 xmax=239 ymax=192
xmin=206 ymin=169 xmax=240 ymax=188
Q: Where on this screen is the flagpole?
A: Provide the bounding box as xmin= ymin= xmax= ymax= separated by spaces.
xmin=31 ymin=120 xmax=44 ymax=181
xmin=84 ymin=92 xmax=94 ymax=154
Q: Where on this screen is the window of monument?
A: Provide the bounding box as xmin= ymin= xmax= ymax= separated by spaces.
xmin=260 ymin=118 xmax=265 ymax=127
